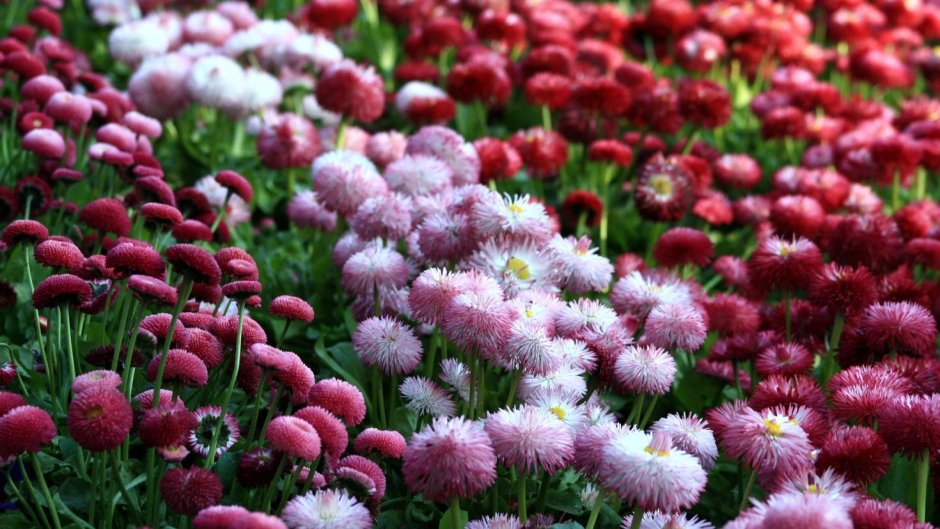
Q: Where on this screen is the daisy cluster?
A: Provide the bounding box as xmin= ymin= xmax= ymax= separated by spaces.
xmin=1 ymin=0 xmax=940 ymax=528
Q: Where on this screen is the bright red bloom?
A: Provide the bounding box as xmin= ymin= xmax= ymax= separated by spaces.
xmin=0 ymin=391 xmax=28 ymax=417
xmin=473 ymin=137 xmax=521 ymax=184
xmin=808 ymin=263 xmax=878 ymax=315
xmin=524 ymin=73 xmax=572 ymax=110
xmin=257 ymin=113 xmax=322 ymax=170
xmin=508 ymin=127 xmax=568 ymax=179
xmin=588 ymin=140 xmax=633 ymax=167
xmin=128 ymin=275 xmax=178 ymax=306
xmin=2 ymin=219 xmax=47 ymax=246
xmin=67 ymin=387 xmax=133 ymax=452
xmin=316 ymin=60 xmax=385 ymax=123
xmin=754 ymin=342 xmax=814 ymax=377
xmin=211 ymin=315 xmax=267 ymax=346
xmin=160 ymin=467 xmax=223 ymax=516
xmin=214 ymin=170 xmax=253 ymax=203
xmin=653 ymin=227 xmax=714 ymax=268
xmin=703 ymin=294 xmax=760 ymax=336
xmin=221 ymin=280 xmax=263 ymax=301
xmin=0 ymin=405 xmax=55 ymax=458
xmin=859 ymin=301 xmax=937 ymax=358
xmin=747 ymin=236 xmax=823 ymax=292
xmin=769 ymin=195 xmax=826 ymax=239
xmin=571 ymin=77 xmax=631 ymax=115
xmin=139 ymin=203 xmax=182 ymax=228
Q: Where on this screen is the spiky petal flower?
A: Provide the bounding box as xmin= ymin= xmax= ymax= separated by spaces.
xmin=747 ymin=236 xmax=823 ymax=292
xmin=599 ymin=430 xmax=707 ymax=513
xmin=471 ymin=193 xmax=555 ymax=243
xmin=548 ymin=235 xmax=614 ymax=295
xmin=353 ymin=317 xmax=423 ymax=376
xmin=159 ymin=467 xmax=223 ymax=516
xmin=644 ymin=304 xmax=707 ymax=352
xmin=281 ymin=489 xmax=374 ymax=529
xmin=189 ymin=405 xmax=240 ymax=458
xmin=463 ymin=236 xmax=562 ymax=298
xmin=651 ymin=413 xmax=718 ymax=470
xmin=402 ymin=416 xmax=497 ymax=503
xmin=400 ymin=377 xmax=457 ymax=417
xmin=484 ymin=405 xmax=575 ymax=475
xmin=467 ymin=514 xmax=523 ymax=529
xmin=614 ymin=345 xmax=677 ymax=395
xmin=621 ymin=511 xmax=715 ymax=529
xmin=858 ymin=301 xmax=937 ymax=358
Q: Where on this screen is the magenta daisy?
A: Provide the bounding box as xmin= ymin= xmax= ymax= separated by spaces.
xmin=643 ymin=304 xmax=707 ymax=352
xmin=400 ymin=376 xmax=457 ymax=417
xmin=651 ymin=413 xmax=718 ymax=471
xmin=614 ymin=345 xmax=677 ymax=396
xmin=188 ymin=405 xmax=240 ymax=458
xmin=548 ymin=235 xmax=614 ymax=295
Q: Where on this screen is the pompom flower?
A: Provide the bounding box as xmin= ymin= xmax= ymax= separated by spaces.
xmin=644 ymin=304 xmax=707 ymax=352
xmin=402 ymin=416 xmax=497 ymax=503
xmin=282 ymin=489 xmax=373 ymax=529
xmin=0 ymin=405 xmax=56 ymax=458
xmin=354 ymin=428 xmax=407 ymax=459
xmin=266 ymin=416 xmax=322 ymax=460
xmin=67 ymin=387 xmax=133 ymax=452
xmin=352 ymin=317 xmax=423 ymax=376
xmin=308 ymin=378 xmax=367 ymax=426
xmin=614 ymin=345 xmax=677 ymax=395
xmin=160 ymin=467 xmax=224 ymax=516
xmin=484 ymin=405 xmax=575 ymax=475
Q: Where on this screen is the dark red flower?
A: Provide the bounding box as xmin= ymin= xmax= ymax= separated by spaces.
xmin=851 ymin=498 xmax=918 ymax=529
xmin=221 ymin=280 xmax=262 ymax=301
xmin=1 ymin=219 xmax=47 ymax=246
xmin=139 ymin=203 xmax=183 ymax=228
xmin=172 ymin=220 xmax=214 ymax=243
xmin=808 ymin=264 xmax=878 ymax=315
xmin=747 ymin=235 xmax=823 ymax=293
xmin=678 ymin=79 xmax=731 ymax=129
xmin=211 ymin=315 xmax=267 ymax=346
xmin=106 ymin=242 xmax=165 ymax=279
xmin=588 ymin=140 xmax=633 ymax=167
xmin=301 ymin=0 xmax=358 ymax=29
xmin=257 ymin=113 xmax=322 ymax=170
xmin=571 ymin=77 xmax=631 ymax=115
xmin=236 ymin=447 xmax=284 ymax=488
xmin=132 ymin=177 xmax=176 ymax=207
xmin=446 ymin=57 xmax=511 ymax=107
xmin=14 ymin=176 xmax=52 ymax=217
xmin=877 ymin=394 xmax=940 ymax=456
xmin=182 ymin=328 xmax=223 ymax=369
xmin=128 ymin=275 xmax=178 ymax=306
xmin=32 ymin=273 xmax=91 ymax=309
xmin=560 ymin=190 xmax=603 ymax=229
xmin=34 ymin=238 xmax=83 ymax=269
xmin=816 ymin=425 xmax=890 ymax=485
xmin=508 ymin=127 xmax=568 ymax=179
xmin=160 ymin=467 xmax=223 ymax=516
xmin=139 ymin=405 xmax=198 ymax=447
xmin=146 ymin=349 xmax=209 ymax=388
xmin=524 ymin=73 xmax=572 ymax=110
xmin=652 ymin=227 xmax=714 ymax=268
xmin=315 ymin=60 xmax=385 ymax=123
xmin=166 ymin=244 xmax=221 ymax=284
xmin=827 ymin=214 xmax=904 ymax=274
xmin=78 ymin=198 xmax=131 ymax=237
xmin=703 ymin=294 xmax=760 ymax=336
xmin=634 ymin=155 xmax=693 ymax=222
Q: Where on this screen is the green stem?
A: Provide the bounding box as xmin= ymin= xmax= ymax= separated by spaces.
xmin=372 ymin=369 xmax=387 ymax=428
xmin=892 ymin=169 xmax=901 ymax=212
xmin=450 ymin=497 xmax=463 ymax=529
xmin=629 ymin=506 xmax=644 ymax=529
xmin=24 ymin=246 xmax=49 ymax=387
xmin=246 ymin=372 xmax=270 ymax=444
xmin=424 ymin=329 xmax=439 ymax=379
xmin=209 ymin=191 xmax=232 ymax=234
xmin=541 ymin=106 xmax=552 ymax=132
xmin=505 ymin=370 xmax=522 ymax=407
xmin=29 ymin=453 xmax=62 ymax=529
xmin=151 ymin=280 xmax=193 ymax=407
xmin=585 ymin=491 xmax=606 ymax=529
xmin=16 ymin=459 xmax=50 ymax=529
xmin=6 ymin=466 xmax=46 ymax=529
xmin=276 ymin=461 xmax=304 ymax=514
xmin=517 ymin=473 xmax=527 ymax=521
xmin=739 ymin=470 xmax=757 ymax=511
xmin=277 ymin=320 xmax=291 ymax=348
xmin=916 ymin=448 xmax=930 ymax=523
xmin=206 ymin=302 xmax=246 ymax=467
xmin=260 ymin=456 xmax=292 ymax=512
xmin=822 ymin=312 xmax=845 ymax=387
xmin=638 ymin=394 xmax=659 ymax=428
xmin=626 ymin=394 xmax=645 ymax=425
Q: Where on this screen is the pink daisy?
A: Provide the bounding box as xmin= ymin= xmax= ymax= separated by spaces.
xmin=614 ymin=345 xmax=677 ymax=395
xmin=484 ymin=405 xmax=575 ymax=475
xmin=352 ymin=317 xmax=423 ymax=376
xmin=643 ymin=304 xmax=707 ymax=352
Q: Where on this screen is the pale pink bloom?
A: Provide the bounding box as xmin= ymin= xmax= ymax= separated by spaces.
xmin=350 ymin=193 xmax=413 ymax=240
xmin=464 ymin=236 xmax=562 ymax=298
xmin=341 ymin=246 xmax=409 ymax=297
xmin=186 ymin=55 xmax=246 ymax=111
xmin=288 ymin=189 xmax=337 ymax=231
xmin=651 ymin=413 xmax=718 ymax=470
xmin=109 ymin=20 xmax=170 ymax=65
xmin=400 ymin=377 xmax=456 ymax=417
xmin=194 ymin=175 xmax=250 ymax=227
xmin=610 ymin=271 xmax=694 ymax=320
xmin=312 ymin=150 xmax=388 ymax=217
xmin=471 ymin=193 xmax=555 ymax=244
xmin=282 ymin=489 xmax=372 ymax=529
xmin=518 ymin=364 xmax=587 ymax=402
xmin=406 ymin=126 xmax=480 ymax=186
xmin=408 ymin=268 xmax=472 ymax=326
xmin=128 ymin=54 xmax=193 ymax=121
xmin=484 ymin=405 xmax=575 ymax=474
xmin=183 ymin=11 xmax=234 ymax=46
xmin=467 ymin=514 xmax=522 ymax=529
xmin=366 ymin=131 xmax=408 ymax=168
xmin=548 ymin=235 xmax=614 ymax=294
xmin=353 ymin=317 xmax=423 ymax=376
xmin=600 ymin=430 xmax=707 ymax=512
xmin=644 ymin=304 xmax=707 ymax=352
xmin=554 ymin=299 xmax=618 ymax=342
xmin=439 ymin=358 xmax=471 ymax=403
xmin=442 ymin=290 xmax=512 ymax=360
xmin=621 ymin=511 xmax=714 ymax=529
xmin=383 ymin=155 xmax=453 ymax=197
xmin=417 ymin=211 xmax=477 ymax=263
xmin=614 ymin=345 xmax=676 ymax=395
xmin=504 ymin=320 xmax=560 ymax=375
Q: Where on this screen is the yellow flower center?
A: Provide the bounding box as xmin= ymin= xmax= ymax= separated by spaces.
xmin=650 ymin=175 xmax=673 ymax=196
xmin=549 ymin=406 xmax=566 ymax=420
xmin=508 ymin=203 xmax=524 ymax=214
xmin=506 ymin=257 xmax=531 ymax=280
xmin=764 ymin=418 xmax=783 ymax=437
xmin=645 ymin=446 xmax=670 ymax=457
xmin=84 ymin=406 xmax=104 ymax=420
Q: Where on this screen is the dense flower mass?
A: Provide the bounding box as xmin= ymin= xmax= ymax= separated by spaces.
xmin=2 ymin=0 xmax=940 ymax=528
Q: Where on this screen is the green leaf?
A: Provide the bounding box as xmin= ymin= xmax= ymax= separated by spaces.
xmin=57 ymin=478 xmax=91 ymax=514
xmin=438 ymin=502 xmax=468 ymax=529
xmin=53 ymin=494 xmax=95 ymax=529
xmin=389 ymin=406 xmax=417 ymax=438
xmin=546 ymin=490 xmax=584 ymax=515
xmin=550 ymin=524 xmax=585 ymax=529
